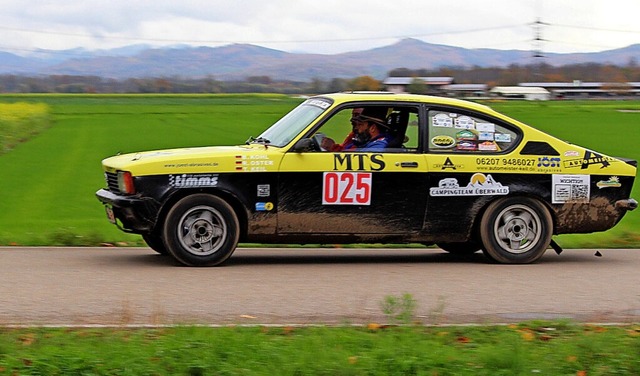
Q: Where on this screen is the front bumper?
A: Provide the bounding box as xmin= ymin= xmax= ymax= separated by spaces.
xmin=95 ymin=189 xmax=161 ymax=233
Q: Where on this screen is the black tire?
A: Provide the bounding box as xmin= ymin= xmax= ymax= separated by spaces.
xmin=437 ymin=242 xmax=481 ymax=255
xmin=479 ymin=197 xmax=552 ymax=264
xmin=142 ymin=233 xmax=168 ymax=255
xmin=163 ymin=194 xmax=240 ymax=267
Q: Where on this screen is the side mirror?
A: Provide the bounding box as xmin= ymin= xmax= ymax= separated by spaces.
xmin=292 ymin=138 xmax=314 ymax=152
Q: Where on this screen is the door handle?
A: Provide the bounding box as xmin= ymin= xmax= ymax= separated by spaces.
xmin=399 ymin=161 xmax=419 ymax=168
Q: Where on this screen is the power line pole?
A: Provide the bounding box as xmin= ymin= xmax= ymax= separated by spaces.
xmin=532 ymin=18 xmax=548 ymax=81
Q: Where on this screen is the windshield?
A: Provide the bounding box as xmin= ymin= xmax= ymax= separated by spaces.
xmin=254 ymin=98 xmax=332 ymax=147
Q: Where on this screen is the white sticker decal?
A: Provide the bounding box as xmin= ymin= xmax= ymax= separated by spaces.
xmin=454 ymin=116 xmax=475 ymax=129
xmin=306 ymin=99 xmax=330 ymax=109
xmin=430 ymin=173 xmax=509 ymax=196
xmin=478 ymin=132 xmax=494 ymax=141
xmin=322 ymin=172 xmax=372 ymax=205
xmin=476 ymin=122 xmax=496 ymax=132
xmin=552 ymin=174 xmax=590 ymax=203
xmin=432 ymin=113 xmax=453 ymax=127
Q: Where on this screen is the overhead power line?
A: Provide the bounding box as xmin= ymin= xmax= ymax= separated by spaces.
xmin=0 ymin=24 xmax=526 ymax=45
xmin=551 ymin=23 xmax=640 ymax=35
xmin=0 ymin=21 xmax=637 ymax=57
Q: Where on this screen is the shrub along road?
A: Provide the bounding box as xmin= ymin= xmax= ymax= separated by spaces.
xmin=1 ymin=247 xmax=638 ymax=326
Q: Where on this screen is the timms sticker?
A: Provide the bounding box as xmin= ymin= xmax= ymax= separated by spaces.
xmin=322 ymin=172 xmax=372 ymax=205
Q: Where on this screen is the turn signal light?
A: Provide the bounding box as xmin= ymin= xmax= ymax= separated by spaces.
xmin=117 ymin=171 xmax=136 ymax=194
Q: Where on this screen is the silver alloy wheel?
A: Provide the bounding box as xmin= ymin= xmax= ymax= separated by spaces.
xmin=493 ymin=204 xmax=542 ymax=254
xmin=177 ymin=205 xmax=226 ymax=256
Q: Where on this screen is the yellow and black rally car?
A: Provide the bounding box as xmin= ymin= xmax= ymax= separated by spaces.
xmin=96 ymin=93 xmax=637 ymax=266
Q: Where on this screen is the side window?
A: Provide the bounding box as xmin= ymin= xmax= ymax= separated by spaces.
xmin=402 ymin=112 xmax=419 ymax=151
xmin=428 ymin=110 xmax=518 ymax=153
xmin=311 ymin=106 xmax=420 ymax=153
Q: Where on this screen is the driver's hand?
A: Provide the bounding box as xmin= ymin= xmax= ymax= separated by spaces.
xmin=321 ymin=137 xmax=335 ymax=150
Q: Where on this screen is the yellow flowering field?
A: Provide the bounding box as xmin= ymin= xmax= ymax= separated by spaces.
xmin=0 ymin=102 xmax=51 ymax=154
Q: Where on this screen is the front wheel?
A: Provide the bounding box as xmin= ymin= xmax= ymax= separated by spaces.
xmin=480 ymin=197 xmax=552 ymax=264
xmin=142 ymin=233 xmax=168 ymax=255
xmin=163 ymin=194 xmax=240 ymax=267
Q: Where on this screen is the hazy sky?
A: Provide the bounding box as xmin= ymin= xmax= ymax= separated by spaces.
xmin=1 ymin=0 xmax=639 ymax=55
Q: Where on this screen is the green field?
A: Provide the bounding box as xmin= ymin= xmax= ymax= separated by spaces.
xmin=0 ymin=94 xmax=638 ymax=248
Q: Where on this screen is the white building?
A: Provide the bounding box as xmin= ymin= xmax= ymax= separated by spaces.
xmin=383 ymin=77 xmax=454 ymax=93
xmin=490 ymin=86 xmax=551 ymax=101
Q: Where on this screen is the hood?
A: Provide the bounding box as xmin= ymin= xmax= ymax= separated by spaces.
xmin=102 ymin=144 xmax=281 ymax=175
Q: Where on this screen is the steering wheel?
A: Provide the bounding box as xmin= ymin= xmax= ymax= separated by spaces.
xmin=311 ymin=132 xmax=327 ymax=151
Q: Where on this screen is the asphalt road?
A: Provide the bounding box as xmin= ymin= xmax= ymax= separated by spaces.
xmin=1 ymin=247 xmax=639 ymax=326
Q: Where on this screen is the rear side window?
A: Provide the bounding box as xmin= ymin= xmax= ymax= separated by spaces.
xmin=428 ymin=110 xmax=519 ymax=153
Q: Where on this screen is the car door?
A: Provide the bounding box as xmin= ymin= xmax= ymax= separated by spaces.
xmin=422 ymin=106 xmax=523 ymax=238
xmin=276 ymin=104 xmax=429 ymax=234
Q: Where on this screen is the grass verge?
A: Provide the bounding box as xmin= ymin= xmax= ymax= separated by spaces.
xmin=0 ymin=322 xmax=638 ymax=375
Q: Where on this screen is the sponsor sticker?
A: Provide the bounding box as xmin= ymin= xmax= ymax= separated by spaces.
xmin=478 ymin=132 xmax=494 ymax=141
xmin=255 ymin=202 xmax=274 ymax=211
xmin=494 ymin=133 xmax=512 ymax=143
xmin=537 ymin=157 xmax=561 ymax=168
xmin=478 ymin=141 xmax=498 ymax=151
xmin=596 ymin=176 xmax=621 ymax=189
xmin=476 ymin=122 xmax=496 ymax=132
xmin=430 ymin=173 xmax=509 ymax=196
xmin=431 ymin=135 xmax=456 ymax=148
xmin=169 ymin=174 xmax=219 ymax=188
xmin=454 ymin=116 xmax=475 ymax=129
xmin=456 ymin=141 xmax=477 ymax=151
xmin=257 ymin=184 xmax=271 ymax=197
xmin=432 ymin=113 xmax=453 ymax=127
xmin=456 ymin=130 xmax=477 ymax=140
xmin=306 ymin=99 xmax=330 ymax=109
xmin=563 ymin=150 xmax=614 ymax=169
xmin=433 ymin=157 xmax=463 ymax=170
xmin=552 ymin=174 xmax=590 ymax=203
xmin=333 ymin=154 xmax=385 ymax=171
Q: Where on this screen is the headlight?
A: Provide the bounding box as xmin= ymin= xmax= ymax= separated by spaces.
xmin=117 ymin=171 xmax=136 ymax=194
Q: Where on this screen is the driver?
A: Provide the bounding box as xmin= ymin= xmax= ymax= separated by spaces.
xmin=322 ymin=107 xmax=390 ymax=151
xmin=321 ymin=107 xmax=362 ymax=151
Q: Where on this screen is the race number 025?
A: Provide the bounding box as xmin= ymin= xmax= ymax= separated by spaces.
xmin=322 ymin=172 xmax=372 ymax=205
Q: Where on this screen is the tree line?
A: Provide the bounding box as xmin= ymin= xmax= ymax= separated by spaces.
xmin=1 ymin=62 xmax=639 ymax=94
xmin=389 ymin=61 xmax=640 ymax=86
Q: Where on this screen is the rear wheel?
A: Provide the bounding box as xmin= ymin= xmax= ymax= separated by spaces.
xmin=163 ymin=194 xmax=240 ymax=267
xmin=480 ymin=197 xmax=552 ymax=264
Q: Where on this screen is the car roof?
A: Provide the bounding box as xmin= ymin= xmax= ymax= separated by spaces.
xmin=316 ymin=92 xmax=494 ymax=113
xmin=314 ymin=92 xmax=529 ymax=130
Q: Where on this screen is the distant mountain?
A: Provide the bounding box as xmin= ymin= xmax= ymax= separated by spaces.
xmin=1 ymin=38 xmax=639 ymax=81
xmin=0 ymin=51 xmax=47 ymax=73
